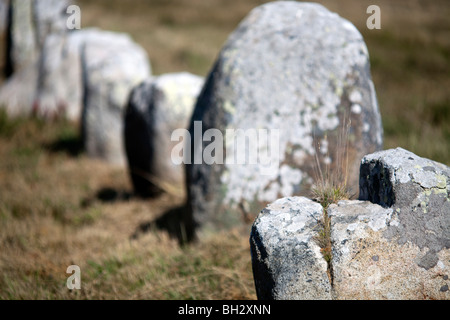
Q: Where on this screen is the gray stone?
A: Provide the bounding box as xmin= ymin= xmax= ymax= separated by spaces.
xmin=329 ymin=197 xmax=449 ymax=300
xmin=33 ymin=29 xmax=88 ymax=121
xmin=81 ymin=29 xmax=151 ymax=166
xmin=250 ymin=148 xmax=449 ymax=300
xmin=32 ymin=0 xmax=70 ymax=49
xmin=124 ymin=72 xmax=203 ymax=196
xmin=0 ymin=0 xmax=75 ymax=118
xmin=250 ymin=196 xmax=332 ymax=300
xmin=9 ymin=0 xmax=37 ymax=72
xmin=0 ymin=61 xmax=37 ymax=117
xmin=186 ymin=1 xmax=383 ymax=235
xmin=359 ymin=147 xmax=450 ymax=273
xmin=8 ymin=0 xmax=70 ymax=74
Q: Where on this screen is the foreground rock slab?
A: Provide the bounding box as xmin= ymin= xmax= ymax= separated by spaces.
xmin=250 ymin=148 xmax=449 ymax=299
xmin=250 ymin=197 xmax=332 ymax=300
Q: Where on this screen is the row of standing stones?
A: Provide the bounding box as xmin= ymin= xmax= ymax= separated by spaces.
xmin=0 ymin=0 xmax=153 ymax=165
xmin=0 ymin=1 xmax=448 ymax=299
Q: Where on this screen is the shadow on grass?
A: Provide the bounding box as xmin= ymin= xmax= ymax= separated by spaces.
xmin=131 ymin=204 xmax=196 ymax=245
xmin=96 ymin=187 xmax=133 ymax=202
xmin=44 ymin=134 xmax=84 ymax=157
xmin=81 ymin=187 xmax=134 ymax=208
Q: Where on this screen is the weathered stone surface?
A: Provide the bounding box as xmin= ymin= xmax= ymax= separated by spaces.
xmin=33 ymin=30 xmax=85 ymax=121
xmin=124 ymin=72 xmax=204 ymax=197
xmin=0 ymin=61 xmax=37 ymax=117
xmin=81 ymin=29 xmax=151 ymax=166
xmin=251 ymin=148 xmax=449 ymax=300
xmin=9 ymin=0 xmax=37 ymax=73
xmin=360 ymin=147 xmax=450 ymax=208
xmin=250 ymin=197 xmax=332 ymax=300
xmin=329 ymin=199 xmax=449 ymax=300
xmin=0 ymin=0 xmax=75 ymax=117
xmin=32 ymin=0 xmax=70 ymax=49
xmin=186 ymin=1 xmax=383 ymax=235
xmin=8 ymin=0 xmax=70 ymax=73
xmin=359 ymin=147 xmax=450 ymax=289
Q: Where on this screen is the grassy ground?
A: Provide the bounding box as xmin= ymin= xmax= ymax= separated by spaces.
xmin=0 ymin=0 xmax=449 ymax=299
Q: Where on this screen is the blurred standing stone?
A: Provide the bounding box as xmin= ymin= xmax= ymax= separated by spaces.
xmin=0 ymin=0 xmax=73 ymax=116
xmin=186 ymin=1 xmax=383 ymax=235
xmin=82 ymin=29 xmax=151 ymax=166
xmin=125 ymin=72 xmax=204 ymax=197
xmin=33 ymin=0 xmax=70 ymax=49
xmin=9 ymin=0 xmax=37 ymax=73
xmin=33 ymin=31 xmax=82 ymax=120
xmin=9 ymin=0 xmax=70 ymax=73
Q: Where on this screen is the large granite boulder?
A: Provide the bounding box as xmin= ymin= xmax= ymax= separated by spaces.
xmin=186 ymin=1 xmax=383 ymax=235
xmin=124 ymin=72 xmax=204 ymax=197
xmin=250 ymin=148 xmax=450 ymax=300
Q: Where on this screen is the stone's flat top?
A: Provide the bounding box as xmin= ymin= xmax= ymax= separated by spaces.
xmin=254 ymin=196 xmax=323 ymax=244
xmin=329 ymin=200 xmax=395 ymax=232
xmin=362 ymin=147 xmax=450 ymax=189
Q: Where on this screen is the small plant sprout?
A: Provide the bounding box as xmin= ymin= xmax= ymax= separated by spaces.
xmin=311 ymin=113 xmax=351 ymax=279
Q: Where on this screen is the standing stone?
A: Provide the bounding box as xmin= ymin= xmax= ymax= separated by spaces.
xmin=8 ymin=0 xmax=70 ymax=73
xmin=0 ymin=0 xmax=74 ymax=117
xmin=0 ymin=60 xmax=38 ymax=117
xmin=81 ymin=29 xmax=151 ymax=166
xmin=9 ymin=0 xmax=37 ymax=73
xmin=250 ymin=196 xmax=332 ymax=300
xmin=32 ymin=0 xmax=70 ymax=50
xmin=124 ymin=72 xmax=204 ymax=197
xmin=186 ymin=2 xmax=383 ymax=235
xmin=33 ymin=29 xmax=86 ymax=121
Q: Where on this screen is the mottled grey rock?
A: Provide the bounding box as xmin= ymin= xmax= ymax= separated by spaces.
xmin=359 ymin=147 xmax=450 ymax=274
xmin=81 ymin=29 xmax=151 ymax=166
xmin=9 ymin=0 xmax=70 ymax=73
xmin=124 ymin=72 xmax=204 ymax=197
xmin=329 ymin=198 xmax=449 ymax=300
xmin=33 ymin=29 xmax=88 ymax=121
xmin=32 ymin=0 xmax=70 ymax=49
xmin=9 ymin=0 xmax=37 ymax=72
xmin=250 ymin=197 xmax=332 ymax=300
xmin=251 ymin=148 xmax=449 ymax=300
xmin=0 ymin=0 xmax=75 ymax=118
xmin=186 ymin=1 xmax=383 ymax=235
xmin=0 ymin=61 xmax=37 ymax=116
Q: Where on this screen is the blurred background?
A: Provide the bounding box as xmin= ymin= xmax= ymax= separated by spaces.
xmin=0 ymin=0 xmax=448 ymax=299
xmin=77 ymin=0 xmax=450 ymax=164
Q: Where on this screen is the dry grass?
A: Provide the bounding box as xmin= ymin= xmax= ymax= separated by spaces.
xmin=0 ymin=0 xmax=449 ymax=300
xmin=0 ymin=114 xmax=255 ymax=299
